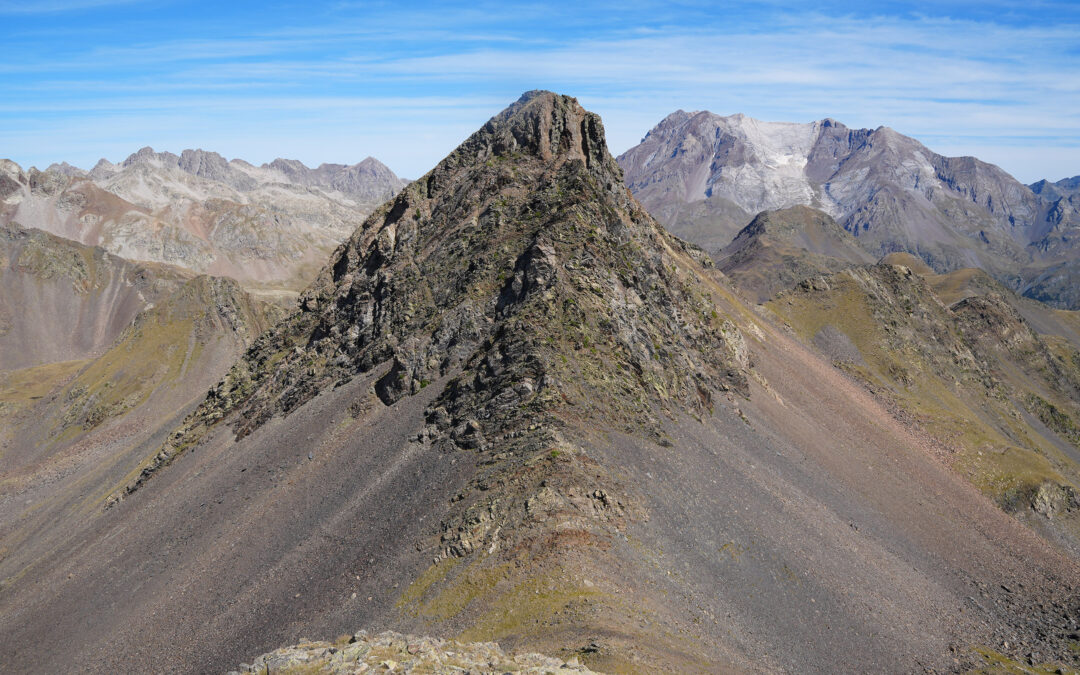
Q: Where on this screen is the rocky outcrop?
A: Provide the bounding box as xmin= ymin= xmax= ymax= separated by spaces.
xmin=233 ymin=630 xmax=598 ymax=674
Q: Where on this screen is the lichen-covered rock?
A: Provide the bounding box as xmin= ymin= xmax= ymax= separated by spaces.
xmin=232 ymin=630 xmax=599 ymax=674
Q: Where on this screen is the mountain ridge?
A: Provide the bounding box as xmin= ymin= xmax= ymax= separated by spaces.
xmin=3 ymin=91 xmax=1080 ymax=674
xmin=618 ymin=110 xmax=1077 ymax=308
xmin=1 ymin=150 xmax=407 ymax=293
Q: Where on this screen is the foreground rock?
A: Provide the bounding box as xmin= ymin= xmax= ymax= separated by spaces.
xmin=233 ymin=630 xmax=597 ymax=674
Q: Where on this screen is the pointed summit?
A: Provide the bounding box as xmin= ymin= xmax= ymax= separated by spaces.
xmin=127 ymin=89 xmax=745 ymax=474
xmin=109 ymin=91 xmax=751 ymax=668
xmin=451 ymin=90 xmax=613 ymax=174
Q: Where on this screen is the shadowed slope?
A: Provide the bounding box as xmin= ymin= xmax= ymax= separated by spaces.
xmin=718 ymin=205 xmax=874 ymax=302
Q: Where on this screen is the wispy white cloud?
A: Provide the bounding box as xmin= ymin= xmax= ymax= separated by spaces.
xmin=0 ymin=0 xmax=145 ymax=14
xmin=2 ymin=7 xmax=1078 ymax=182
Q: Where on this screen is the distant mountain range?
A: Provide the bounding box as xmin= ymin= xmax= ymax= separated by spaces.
xmin=618 ymin=111 xmax=1080 ymax=308
xmin=0 ymin=149 xmax=407 ymax=297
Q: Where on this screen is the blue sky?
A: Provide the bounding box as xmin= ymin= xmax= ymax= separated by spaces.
xmin=1 ymin=1 xmax=1078 ymax=182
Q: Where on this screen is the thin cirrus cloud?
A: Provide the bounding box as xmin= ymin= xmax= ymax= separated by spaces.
xmin=0 ymin=0 xmax=146 ymax=13
xmin=1 ymin=4 xmax=1078 ymax=182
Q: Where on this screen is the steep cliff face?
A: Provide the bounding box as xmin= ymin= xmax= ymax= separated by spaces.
xmin=4 ymin=93 xmax=1080 ymax=675
xmin=618 ymin=112 xmax=1076 ymax=307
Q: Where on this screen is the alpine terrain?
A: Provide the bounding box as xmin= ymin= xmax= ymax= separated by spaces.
xmin=2 ymin=92 xmax=1080 ymax=675
xmin=618 ymin=111 xmax=1080 ymax=309
xmin=0 ymin=151 xmax=407 ymax=299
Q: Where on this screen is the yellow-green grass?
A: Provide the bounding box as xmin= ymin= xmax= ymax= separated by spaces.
xmin=0 ymin=359 xmax=88 ymax=408
xmin=969 ymin=646 xmax=1079 ymax=674
xmin=769 ymin=275 xmax=1068 ymax=503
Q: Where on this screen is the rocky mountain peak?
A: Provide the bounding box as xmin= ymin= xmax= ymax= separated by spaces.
xmin=88 ymin=157 xmax=116 ymax=179
xmin=0 ymin=159 xmax=27 ymax=197
xmin=448 ymin=90 xmax=617 ymax=180
xmin=122 ymin=146 xmax=180 ymax=168
xmin=618 ymin=110 xmax=1077 ymax=306
xmin=106 ymin=93 xmax=753 ymax=671
xmin=118 ymin=90 xmax=748 ymax=516
xmin=1030 ymin=175 xmax=1080 ymax=201
xmin=44 ymin=161 xmax=87 ymax=178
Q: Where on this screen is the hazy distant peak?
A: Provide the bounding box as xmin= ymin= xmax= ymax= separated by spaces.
xmin=1030 ymin=175 xmax=1080 ymax=200
xmin=266 ymin=157 xmax=307 ymax=172
xmin=0 ymin=158 xmax=26 ymax=179
xmin=89 ymin=157 xmax=116 ymax=176
xmin=122 ymin=146 xmax=181 ymax=168
xmin=45 ymin=161 xmax=87 ymax=178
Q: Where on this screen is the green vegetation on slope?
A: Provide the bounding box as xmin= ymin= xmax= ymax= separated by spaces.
xmin=769 ymin=263 xmax=1080 ymax=520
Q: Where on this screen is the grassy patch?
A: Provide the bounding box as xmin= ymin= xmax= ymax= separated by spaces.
xmin=769 ymin=270 xmax=1069 ymax=506
xmin=1025 ymin=393 xmax=1080 ymax=447
xmin=456 ymin=567 xmax=605 ymax=643
xmin=970 ymin=645 xmax=1078 ymax=674
xmin=396 ymin=556 xmax=462 ymax=609
xmin=0 ymin=359 xmax=87 ymax=405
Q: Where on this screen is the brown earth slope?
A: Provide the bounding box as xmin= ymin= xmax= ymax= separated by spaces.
xmin=717 ymin=205 xmax=873 ymax=302
xmin=2 ymin=92 xmax=1079 ymax=674
xmin=0 ymin=271 xmax=282 ymax=614
xmin=0 ymin=220 xmax=192 ymax=370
